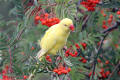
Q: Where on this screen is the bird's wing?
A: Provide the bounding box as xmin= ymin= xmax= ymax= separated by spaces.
xmin=45 ymin=24 xmax=58 ymax=36
xmin=37 ymin=32 xmax=56 ymax=59
xmin=40 ymin=24 xmax=58 ymax=51
xmin=37 ymin=24 xmax=58 ymax=59
xmin=40 ymin=34 xmax=56 ymax=50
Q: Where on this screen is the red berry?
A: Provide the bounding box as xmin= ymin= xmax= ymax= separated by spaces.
xmin=62 ymin=70 xmax=68 ymax=74
xmin=75 ymin=43 xmax=80 ymax=49
xmin=102 ymin=73 xmax=107 ymax=78
xmin=74 ymin=51 xmax=78 ymax=56
xmin=53 ymin=69 xmax=58 ymax=73
xmin=23 ymin=75 xmax=28 ymax=79
xmin=97 ymin=58 xmax=102 ymax=63
xmin=67 ymin=67 xmax=71 ymax=72
xmin=65 ymin=49 xmax=70 ymax=54
xmin=48 ymin=58 xmax=52 ymax=62
xmin=97 ymin=42 xmax=100 ymax=46
xmin=44 ymin=13 xmax=49 ymax=17
xmin=41 ymin=20 xmax=46 ymax=25
xmin=89 ymin=71 xmax=95 ymax=77
xmin=117 ymin=11 xmax=120 ymax=15
xmin=65 ymin=53 xmax=69 ymax=57
xmin=57 ymin=71 xmax=62 ymax=75
xmin=82 ymin=59 xmax=87 ymax=63
xmin=102 ymin=25 xmax=108 ymax=29
xmin=89 ymin=72 xmax=92 ymax=77
xmin=100 ymin=68 xmax=104 ymax=74
xmin=31 ymin=46 xmax=35 ymax=50
xmin=109 ymin=14 xmax=113 ymax=19
xmin=115 ymin=44 xmax=119 ymax=48
xmin=46 ymin=55 xmax=50 ymax=59
xmin=69 ymin=52 xmax=73 ymax=56
xmin=81 ymin=43 xmax=87 ymax=49
xmin=2 ymin=69 xmax=7 ymax=74
xmin=108 ymin=19 xmax=112 ymax=23
xmin=103 ymin=14 xmax=107 ymax=17
xmin=40 ymin=18 xmax=43 ymax=21
xmin=105 ymin=71 xmax=110 ymax=76
xmin=119 ymin=16 xmax=120 ymax=19
xmin=3 ymin=75 xmax=8 ymax=79
xmin=35 ymin=16 xmax=40 ymax=21
xmin=102 ymin=20 xmax=106 ymax=25
xmin=5 ymin=65 xmax=9 ymax=70
xmin=105 ymin=60 xmax=109 ymax=64
xmin=34 ymin=20 xmax=39 ymax=25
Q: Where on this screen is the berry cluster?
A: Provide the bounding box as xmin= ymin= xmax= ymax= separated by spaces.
xmin=101 ymin=9 xmax=107 ymax=17
xmin=97 ymin=58 xmax=110 ymax=65
xmin=65 ymin=49 xmax=78 ymax=57
xmin=1 ymin=65 xmax=12 ymax=80
xmin=75 ymin=42 xmax=87 ymax=50
xmin=88 ymin=58 xmax=111 ymax=79
xmin=79 ymin=56 xmax=87 ymax=63
xmin=45 ymin=55 xmax=52 ymax=62
xmin=99 ymin=68 xmax=111 ymax=79
xmin=80 ymin=0 xmax=100 ymax=11
xmin=1 ymin=65 xmax=28 ymax=80
xmin=65 ymin=43 xmax=87 ymax=57
xmin=34 ymin=13 xmax=60 ymax=27
xmin=102 ymin=14 xmax=114 ymax=29
xmin=89 ymin=68 xmax=111 ymax=79
xmin=53 ymin=66 xmax=71 ymax=75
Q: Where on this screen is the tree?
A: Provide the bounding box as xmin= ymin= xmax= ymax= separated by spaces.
xmin=0 ymin=0 xmax=120 ymax=80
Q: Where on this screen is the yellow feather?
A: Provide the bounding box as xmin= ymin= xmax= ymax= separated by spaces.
xmin=36 ymin=18 xmax=73 ymax=60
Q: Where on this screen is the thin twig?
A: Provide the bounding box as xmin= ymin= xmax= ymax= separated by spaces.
xmin=16 ymin=27 xmax=26 ymax=40
xmin=8 ymin=46 xmax=13 ymax=73
xmin=107 ymin=61 xmax=120 ymax=80
xmin=11 ymin=26 xmax=26 ymax=46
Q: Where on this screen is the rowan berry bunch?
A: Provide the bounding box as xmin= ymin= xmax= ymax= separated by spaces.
xmin=53 ymin=65 xmax=71 ymax=75
xmin=1 ymin=65 xmax=12 ymax=80
xmin=101 ymin=13 xmax=114 ymax=29
xmin=80 ymin=0 xmax=101 ymax=11
xmin=65 ymin=42 xmax=87 ymax=57
xmin=1 ymin=65 xmax=28 ymax=80
xmin=89 ymin=68 xmax=111 ymax=79
xmin=34 ymin=13 xmax=60 ymax=27
xmin=45 ymin=55 xmax=52 ymax=62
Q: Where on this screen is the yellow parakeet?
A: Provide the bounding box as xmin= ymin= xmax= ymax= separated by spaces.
xmin=36 ymin=18 xmax=75 ymax=60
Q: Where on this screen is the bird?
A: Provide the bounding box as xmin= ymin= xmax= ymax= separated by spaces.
xmin=36 ymin=18 xmax=75 ymax=60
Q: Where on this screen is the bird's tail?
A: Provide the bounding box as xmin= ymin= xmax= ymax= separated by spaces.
xmin=36 ymin=49 xmax=46 ymax=61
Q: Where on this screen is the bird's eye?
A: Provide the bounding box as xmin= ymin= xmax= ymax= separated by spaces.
xmin=64 ymin=24 xmax=67 ymax=26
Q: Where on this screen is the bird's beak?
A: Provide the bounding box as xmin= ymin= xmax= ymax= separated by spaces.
xmin=69 ymin=25 xmax=75 ymax=31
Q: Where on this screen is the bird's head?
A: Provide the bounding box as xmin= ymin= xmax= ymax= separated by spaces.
xmin=59 ymin=18 xmax=75 ymax=32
